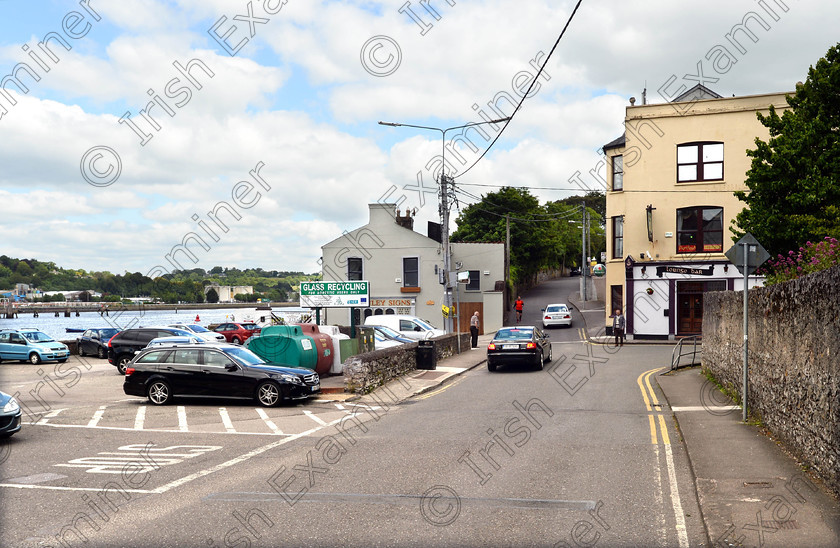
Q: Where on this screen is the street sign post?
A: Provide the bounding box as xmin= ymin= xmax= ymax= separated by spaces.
xmin=725 ymin=234 xmax=770 ymax=422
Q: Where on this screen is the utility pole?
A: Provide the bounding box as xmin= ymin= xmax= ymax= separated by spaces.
xmin=581 ymin=202 xmax=587 ymax=303
xmin=440 ymin=173 xmax=453 ymax=334
xmin=505 ymin=214 xmax=510 ymax=314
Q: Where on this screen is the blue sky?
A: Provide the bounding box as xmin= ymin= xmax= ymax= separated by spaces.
xmin=0 ymin=0 xmax=837 ymax=275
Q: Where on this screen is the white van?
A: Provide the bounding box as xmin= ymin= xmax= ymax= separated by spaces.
xmin=363 ymin=315 xmax=446 ymax=340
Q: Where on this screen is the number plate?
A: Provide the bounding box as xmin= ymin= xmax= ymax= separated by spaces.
xmin=311 ymin=385 xmax=320 ymax=392
xmin=502 ymin=344 xmax=519 ymax=350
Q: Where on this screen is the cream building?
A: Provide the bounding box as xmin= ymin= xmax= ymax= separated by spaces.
xmin=204 ymin=284 xmax=253 ymax=302
xmin=320 ymin=203 xmax=505 ymax=334
xmin=602 ymin=85 xmax=789 ymax=339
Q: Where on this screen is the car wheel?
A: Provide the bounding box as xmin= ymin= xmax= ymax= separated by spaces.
xmin=147 ymin=380 xmax=171 ymax=405
xmin=79 ymin=345 xmax=86 ymax=357
xmin=117 ymin=356 xmax=131 ymax=374
xmin=29 ymin=353 xmax=42 ymax=365
xmin=533 ymin=352 xmax=544 ymax=371
xmin=97 ymin=346 xmax=106 ymax=359
xmin=232 ymin=337 xmax=242 ymax=345
xmin=544 ymin=344 xmax=552 ymax=363
xmin=487 ymin=362 xmax=497 ymax=372
xmin=257 ymin=381 xmax=281 ymax=407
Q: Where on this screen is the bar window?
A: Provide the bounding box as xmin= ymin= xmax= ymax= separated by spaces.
xmin=612 ymin=155 xmax=623 ymax=191
xmin=677 ymin=207 xmax=723 ymax=253
xmin=403 ymin=257 xmax=419 ymax=287
xmin=612 ymin=216 xmax=624 ymax=259
xmin=677 ymin=142 xmax=723 ymax=182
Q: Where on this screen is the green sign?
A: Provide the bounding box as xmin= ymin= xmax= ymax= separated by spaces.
xmin=300 ymin=281 xmax=370 ymax=308
xmin=592 ymin=264 xmax=606 ymax=277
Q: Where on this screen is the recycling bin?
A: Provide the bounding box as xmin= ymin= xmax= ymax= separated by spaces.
xmin=245 ymin=325 xmax=317 ymax=370
xmin=318 ymin=325 xmax=351 ymax=374
xmin=296 ymin=324 xmax=335 ymax=376
xmin=416 ymin=339 xmax=437 ymax=370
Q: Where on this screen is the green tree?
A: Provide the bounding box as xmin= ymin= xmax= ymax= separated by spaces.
xmin=733 ymin=42 xmax=840 ymax=256
xmin=206 ymin=287 xmax=219 ymax=303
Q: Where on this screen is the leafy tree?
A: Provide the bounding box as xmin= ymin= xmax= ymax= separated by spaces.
xmin=206 ymin=287 xmax=219 ymax=303
xmin=733 ymin=42 xmax=840 ymax=256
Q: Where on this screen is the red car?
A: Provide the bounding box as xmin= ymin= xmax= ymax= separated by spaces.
xmin=213 ymin=322 xmax=261 ymax=344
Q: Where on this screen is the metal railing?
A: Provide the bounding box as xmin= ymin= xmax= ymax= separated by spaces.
xmin=671 ymin=335 xmax=701 ymax=370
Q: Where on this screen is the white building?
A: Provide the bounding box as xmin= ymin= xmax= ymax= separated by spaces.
xmin=321 ymin=203 xmax=505 ymax=334
xmin=204 ymin=285 xmax=253 ymax=302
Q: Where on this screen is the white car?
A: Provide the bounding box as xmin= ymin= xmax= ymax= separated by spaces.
xmin=167 ymin=324 xmax=226 ymax=343
xmin=363 ymin=315 xmax=445 ymax=340
xmin=541 ymin=303 xmax=573 ymax=328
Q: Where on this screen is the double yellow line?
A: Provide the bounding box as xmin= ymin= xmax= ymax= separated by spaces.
xmin=638 ymin=367 xmax=669 ymax=444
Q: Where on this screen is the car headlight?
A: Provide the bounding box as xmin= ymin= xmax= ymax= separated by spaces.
xmin=279 ymin=374 xmax=303 ymax=385
xmin=3 ymin=397 xmax=20 ymax=413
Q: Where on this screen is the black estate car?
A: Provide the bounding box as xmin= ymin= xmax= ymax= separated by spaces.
xmin=486 ymin=326 xmax=551 ymax=371
xmin=78 ymin=328 xmax=120 ymax=359
xmin=123 ymin=344 xmax=320 ymax=406
xmin=108 ymin=327 xmax=196 ymax=373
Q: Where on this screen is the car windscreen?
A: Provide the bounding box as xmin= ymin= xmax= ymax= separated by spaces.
xmin=546 ymin=306 xmax=566 ymax=313
xmin=376 ymin=326 xmax=404 ymax=338
xmin=495 ymin=328 xmax=533 ymax=340
xmin=22 ymin=331 xmax=54 ymax=342
xmin=241 ymin=323 xmax=260 ymax=330
xmin=414 ymin=319 xmax=436 ymax=330
xmin=223 ymin=347 xmax=265 ymax=366
xmin=189 ymin=325 xmax=210 ymax=332
xmin=100 ymin=328 xmax=119 ymax=338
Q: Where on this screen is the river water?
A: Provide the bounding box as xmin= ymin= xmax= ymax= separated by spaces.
xmin=0 ymin=307 xmax=313 ymax=342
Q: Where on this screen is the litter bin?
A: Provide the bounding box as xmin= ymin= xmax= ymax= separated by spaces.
xmin=416 ymin=339 xmax=437 ymax=370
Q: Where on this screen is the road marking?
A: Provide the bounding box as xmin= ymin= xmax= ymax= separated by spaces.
xmin=645 ymin=371 xmax=660 ymax=408
xmin=134 ymin=406 xmax=146 ymax=430
xmin=255 ymin=408 xmax=282 ymax=434
xmin=664 ymin=439 xmax=689 ymax=548
xmin=648 ymin=415 xmax=657 ymax=444
xmin=219 ymin=408 xmax=236 ymax=433
xmin=33 ymin=408 xmax=65 ymax=425
xmin=335 ymin=404 xmax=345 ymax=410
xmin=87 ymin=405 xmax=107 ymax=428
xmin=177 ymin=405 xmax=188 ymax=432
xmin=414 ymin=375 xmax=466 ymax=400
xmin=0 ymin=483 xmax=154 ymax=493
xmin=652 ymin=445 xmax=668 ymax=546
xmin=671 ymin=405 xmax=740 ymax=412
xmin=303 ymin=409 xmax=328 ymax=426
xmin=657 ymin=414 xmax=671 ymax=445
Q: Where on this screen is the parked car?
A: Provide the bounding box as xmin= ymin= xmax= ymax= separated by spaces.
xmin=123 ymin=343 xmax=320 ymax=407
xmin=167 ymin=324 xmax=226 ymax=343
xmin=108 ymin=327 xmax=197 ymax=374
xmin=363 ymin=315 xmax=445 ymax=340
xmin=0 ymin=390 xmax=22 ymax=437
xmin=541 ymin=303 xmax=573 ymax=328
xmin=569 ymin=267 xmax=581 ymax=276
xmin=78 ymin=327 xmax=120 ymax=358
xmin=371 ymin=325 xmax=413 ymax=344
xmin=146 ymin=335 xmax=205 ymax=348
xmin=0 ymin=328 xmax=69 ymax=365
xmin=486 ymin=326 xmax=551 ymax=371
xmin=213 ymin=322 xmax=261 ymax=345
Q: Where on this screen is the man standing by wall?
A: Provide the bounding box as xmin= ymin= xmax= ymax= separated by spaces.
xmin=470 ymin=311 xmax=480 ymax=349
xmin=612 ymin=308 xmax=625 ymax=347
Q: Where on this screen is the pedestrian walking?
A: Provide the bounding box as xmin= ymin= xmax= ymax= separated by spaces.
xmin=515 ymin=296 xmax=524 ymax=323
xmin=612 ymin=308 xmax=625 ymax=347
xmin=470 ymin=311 xmax=480 ymax=348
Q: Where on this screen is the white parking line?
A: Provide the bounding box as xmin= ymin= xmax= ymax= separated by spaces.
xmin=303 ymin=409 xmax=327 ymax=426
xmin=219 ymin=408 xmax=236 ymax=433
xmin=34 ymin=408 xmax=66 ymax=425
xmin=255 ymin=408 xmax=282 ymax=434
xmin=134 ymin=406 xmax=146 ymax=430
xmin=87 ymin=406 xmax=107 ymax=428
xmin=177 ymin=406 xmax=188 ymax=432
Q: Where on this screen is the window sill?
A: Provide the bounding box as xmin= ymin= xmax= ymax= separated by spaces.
xmin=400 ymin=287 xmax=421 ymax=293
xmin=675 ymin=179 xmax=726 ymax=186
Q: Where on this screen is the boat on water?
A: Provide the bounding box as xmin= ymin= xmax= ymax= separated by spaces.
xmin=65 ymin=328 xmax=85 ymax=333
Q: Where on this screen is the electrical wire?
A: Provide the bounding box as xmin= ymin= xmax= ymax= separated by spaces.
xmin=453 ymin=0 xmax=585 ymax=180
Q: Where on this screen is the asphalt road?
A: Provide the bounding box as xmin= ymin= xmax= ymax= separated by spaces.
xmin=0 ymin=276 xmax=706 ymax=547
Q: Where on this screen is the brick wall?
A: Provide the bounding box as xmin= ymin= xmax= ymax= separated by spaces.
xmin=702 ymin=265 xmax=840 ymax=497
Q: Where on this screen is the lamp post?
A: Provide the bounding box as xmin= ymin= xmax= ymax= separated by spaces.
xmin=378 ymin=118 xmax=510 ymax=333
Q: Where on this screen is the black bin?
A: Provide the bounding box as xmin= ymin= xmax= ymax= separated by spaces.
xmin=416 ymin=339 xmax=437 ymax=370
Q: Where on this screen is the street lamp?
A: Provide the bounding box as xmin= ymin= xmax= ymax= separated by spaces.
xmin=378 ymin=117 xmax=510 ymax=333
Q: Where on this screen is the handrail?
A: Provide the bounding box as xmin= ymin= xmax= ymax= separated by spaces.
xmin=671 ymin=335 xmax=701 ymax=370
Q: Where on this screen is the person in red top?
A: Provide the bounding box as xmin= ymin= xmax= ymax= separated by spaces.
xmin=515 ymin=296 xmax=524 ymax=323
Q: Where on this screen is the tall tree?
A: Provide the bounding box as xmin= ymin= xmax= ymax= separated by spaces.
xmin=733 ymin=42 xmax=840 ymax=256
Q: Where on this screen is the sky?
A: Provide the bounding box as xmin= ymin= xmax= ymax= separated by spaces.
xmin=0 ymin=0 xmax=836 ymax=277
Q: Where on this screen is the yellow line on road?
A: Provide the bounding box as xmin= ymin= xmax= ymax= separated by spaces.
xmin=645 ymin=369 xmax=661 ymax=408
xmin=415 ymin=375 xmax=466 ymax=400
xmin=648 ymin=415 xmax=658 ymax=444
xmin=657 ymin=414 xmax=671 ymax=445
xmin=637 ymin=367 xmax=660 ymax=411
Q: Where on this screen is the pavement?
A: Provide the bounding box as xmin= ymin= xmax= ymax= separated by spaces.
xmin=317 ymin=288 xmax=840 ymax=546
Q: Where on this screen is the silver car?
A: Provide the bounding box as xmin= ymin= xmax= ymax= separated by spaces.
xmin=541 ymin=304 xmax=573 ymax=328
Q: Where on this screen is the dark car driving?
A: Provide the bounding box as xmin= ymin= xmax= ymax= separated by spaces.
xmin=78 ymin=328 xmax=120 ymax=359
xmin=486 ymin=326 xmax=552 ymax=371
xmin=123 ymin=344 xmax=320 ymax=407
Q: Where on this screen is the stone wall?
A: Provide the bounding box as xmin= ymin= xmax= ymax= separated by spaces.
xmin=343 ymin=333 xmax=472 ymax=394
xmin=702 ymin=265 xmax=840 ymax=497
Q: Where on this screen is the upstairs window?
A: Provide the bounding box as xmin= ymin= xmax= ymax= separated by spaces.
xmin=402 ymin=257 xmax=419 ymax=287
xmin=677 ymin=207 xmax=723 ymax=253
xmin=466 ymin=270 xmax=480 ymax=291
xmin=677 ymin=142 xmax=723 ymax=182
xmin=612 ymin=216 xmax=624 ymax=259
xmin=612 ymin=155 xmax=623 ymax=191
xmin=347 ymin=257 xmax=363 ymax=280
